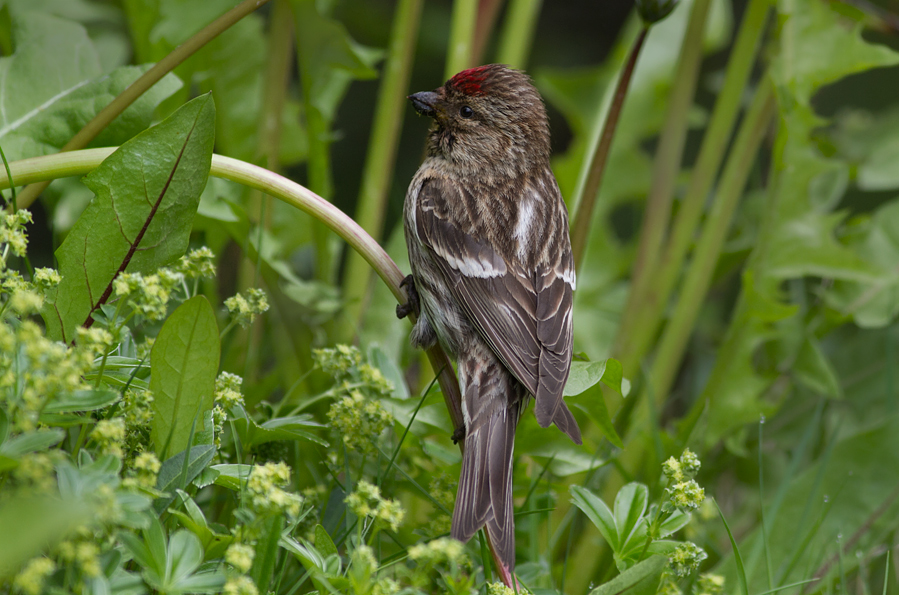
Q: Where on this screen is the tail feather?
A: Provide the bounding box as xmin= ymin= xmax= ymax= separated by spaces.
xmin=551 ymin=400 xmax=582 ymax=445
xmin=451 ymin=402 xmax=521 ymax=571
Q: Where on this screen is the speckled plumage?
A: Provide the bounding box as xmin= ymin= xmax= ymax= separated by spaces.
xmin=401 ymin=64 xmax=580 ymax=571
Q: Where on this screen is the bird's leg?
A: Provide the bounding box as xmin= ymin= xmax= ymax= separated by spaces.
xmin=451 ymin=424 xmax=466 ymax=444
xmin=395 ymin=274 xmax=420 ymax=319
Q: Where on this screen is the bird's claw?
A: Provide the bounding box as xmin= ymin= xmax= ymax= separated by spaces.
xmin=451 ymin=424 xmax=466 ymax=444
xmin=395 ymin=274 xmax=420 ymax=319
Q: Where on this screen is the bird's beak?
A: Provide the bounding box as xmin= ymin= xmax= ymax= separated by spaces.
xmin=408 ymin=91 xmax=440 ymax=117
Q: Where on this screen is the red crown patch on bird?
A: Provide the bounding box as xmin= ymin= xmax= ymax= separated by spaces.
xmin=448 ymin=65 xmax=495 ymax=96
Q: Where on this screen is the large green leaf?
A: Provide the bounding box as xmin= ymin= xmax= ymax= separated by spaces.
xmin=41 ymin=94 xmax=215 ymax=342
xmin=0 ymin=10 xmax=179 ymax=161
xmin=698 ymin=0 xmax=899 ymax=446
xmin=149 ymin=296 xmax=220 ymax=458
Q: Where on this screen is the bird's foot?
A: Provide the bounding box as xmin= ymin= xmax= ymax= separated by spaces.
xmin=451 ymin=424 xmax=466 ymax=444
xmin=395 ymin=274 xmax=420 ymax=319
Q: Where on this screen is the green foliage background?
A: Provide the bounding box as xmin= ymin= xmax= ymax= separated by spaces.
xmin=2 ymin=0 xmax=899 ymax=593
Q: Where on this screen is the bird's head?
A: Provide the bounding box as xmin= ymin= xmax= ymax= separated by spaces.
xmin=409 ymin=64 xmax=551 ymax=174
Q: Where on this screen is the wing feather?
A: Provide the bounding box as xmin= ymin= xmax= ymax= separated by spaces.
xmin=415 ymin=176 xmax=579 ymax=443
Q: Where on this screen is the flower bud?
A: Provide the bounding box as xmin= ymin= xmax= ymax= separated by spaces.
xmin=636 ymin=0 xmax=680 ymax=24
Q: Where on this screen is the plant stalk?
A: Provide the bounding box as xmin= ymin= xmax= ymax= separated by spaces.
xmin=445 ymin=0 xmax=479 ymax=79
xmin=15 ymin=0 xmax=271 ymax=210
xmin=496 ymin=0 xmax=543 ymax=69
xmin=613 ymin=0 xmax=712 ymax=377
xmin=618 ymin=0 xmax=772 ymax=381
xmin=645 ymin=77 xmax=775 ymax=409
xmin=341 ymin=0 xmax=424 ymax=335
xmin=569 ymin=26 xmax=649 ymax=271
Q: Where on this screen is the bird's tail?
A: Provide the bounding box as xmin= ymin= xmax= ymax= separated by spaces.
xmin=451 ymin=398 xmax=523 ymax=571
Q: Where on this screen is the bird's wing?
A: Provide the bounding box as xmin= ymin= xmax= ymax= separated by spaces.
xmin=415 ymin=176 xmax=577 ymax=434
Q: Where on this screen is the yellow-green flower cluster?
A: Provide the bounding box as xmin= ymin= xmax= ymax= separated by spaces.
xmin=662 ymin=448 xmax=701 ymax=483
xmin=313 ymin=344 xmax=363 ymax=377
xmin=91 ymin=418 xmax=126 ymax=458
xmin=246 ymin=462 xmax=303 ymax=518
xmin=13 ymin=557 xmax=56 ymax=595
xmin=113 ymin=268 xmax=183 ymax=321
xmin=223 ymin=575 xmax=258 ymax=595
xmin=32 ymin=267 xmax=61 ymax=292
xmin=58 ymin=540 xmax=102 ymax=578
xmin=359 ymin=363 xmax=393 ymax=398
xmin=76 ymin=327 xmax=114 ymax=357
xmin=1 ymin=322 xmax=94 ymax=433
xmin=123 ymin=452 xmax=161 ymax=490
xmin=668 ymin=541 xmax=707 ymax=577
xmin=0 ymin=209 xmax=32 ymax=259
xmin=695 ymin=573 xmax=725 ymax=595
xmin=176 ymin=246 xmax=216 ymax=279
xmin=663 ymin=449 xmax=704 ymax=511
xmin=215 ymin=371 xmax=245 ymax=409
xmin=122 ymin=388 xmax=154 ymax=427
xmin=12 ymin=452 xmax=59 ymax=492
xmin=328 ymin=390 xmax=393 ymax=455
xmin=345 ymin=480 xmax=405 ymax=532
xmin=408 ymin=537 xmax=465 ymax=566
xmin=486 ymin=582 xmax=517 ymax=595
xmin=666 ymin=479 xmax=704 ymax=511
xmin=225 ymin=543 xmax=255 ymax=574
xmin=225 ymin=288 xmax=269 ymax=328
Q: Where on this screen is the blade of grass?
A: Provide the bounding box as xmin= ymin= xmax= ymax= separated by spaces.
xmin=717 ymin=500 xmax=750 ymax=595
xmin=15 ymin=0 xmax=271 ymax=210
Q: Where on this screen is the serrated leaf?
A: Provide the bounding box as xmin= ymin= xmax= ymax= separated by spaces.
xmin=149 ymin=296 xmax=220 ymax=458
xmin=41 ymin=94 xmax=215 ymax=342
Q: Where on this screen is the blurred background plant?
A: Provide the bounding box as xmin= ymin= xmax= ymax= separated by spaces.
xmin=2 ymin=0 xmax=899 ymax=593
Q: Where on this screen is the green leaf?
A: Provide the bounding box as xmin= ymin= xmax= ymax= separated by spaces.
xmin=0 ymin=494 xmax=91 ymax=578
xmin=314 ymin=525 xmax=338 ymax=559
xmin=0 ymin=10 xmax=100 ymax=160
xmin=588 ymin=555 xmax=667 ymax=595
xmin=0 ymin=428 xmax=64 ymax=457
xmin=154 ymin=445 xmax=216 ymax=513
xmin=230 ymin=406 xmax=326 ymax=449
xmin=827 ymin=201 xmax=899 ymax=328
xmin=792 ymin=336 xmax=842 ymax=399
xmin=571 ymin=485 xmax=619 ymax=551
xmin=251 ymin=515 xmax=283 ymax=594
xmin=42 ymin=389 xmax=120 ymax=413
xmin=149 ymin=296 xmax=220 ymax=458
xmin=204 ymin=464 xmax=252 ymax=491
xmin=565 ymin=359 xmax=627 ymax=448
xmin=41 ymin=94 xmax=215 ymax=342
xmin=717 ymin=501 xmax=749 ymax=595
xmin=614 ymin=483 xmax=649 ymax=547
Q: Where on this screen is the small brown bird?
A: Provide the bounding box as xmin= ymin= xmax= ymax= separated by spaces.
xmin=398 ymin=64 xmax=582 ymax=571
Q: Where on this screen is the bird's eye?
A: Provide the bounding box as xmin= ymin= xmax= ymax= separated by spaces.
xmin=459 ymin=105 xmax=474 ymax=119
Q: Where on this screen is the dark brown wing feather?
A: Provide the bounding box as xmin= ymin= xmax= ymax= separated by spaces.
xmin=416 ymin=177 xmax=580 ymax=443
